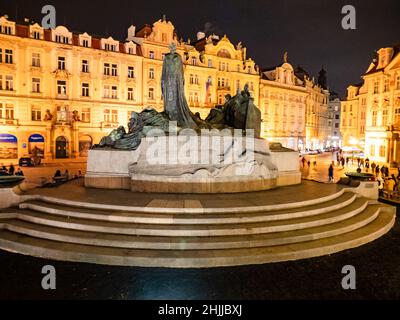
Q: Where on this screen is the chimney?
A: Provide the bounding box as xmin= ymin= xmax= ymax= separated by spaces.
xmin=197 ymin=31 xmax=205 ymax=40
xmin=127 ymin=25 xmax=136 ymax=41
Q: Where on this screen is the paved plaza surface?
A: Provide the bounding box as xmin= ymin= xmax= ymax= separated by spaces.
xmin=0 ymin=217 xmax=399 ymax=300
xmin=1 ymin=153 xmax=398 ymax=299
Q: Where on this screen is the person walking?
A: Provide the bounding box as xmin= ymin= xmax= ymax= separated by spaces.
xmin=301 ymin=157 xmax=306 ymax=168
xmin=371 ymin=162 xmax=376 ymax=174
xmin=8 ymin=164 xmax=15 ymax=176
xmin=328 ymin=164 xmax=334 ymax=183
xmin=375 ymin=165 xmax=380 ymax=177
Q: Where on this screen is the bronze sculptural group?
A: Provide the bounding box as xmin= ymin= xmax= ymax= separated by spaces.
xmin=96 ymin=43 xmax=262 ymax=151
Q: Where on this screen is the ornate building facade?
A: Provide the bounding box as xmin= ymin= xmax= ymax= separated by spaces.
xmin=342 ymin=45 xmax=400 ymax=163
xmin=0 ymin=14 xmax=330 ymax=163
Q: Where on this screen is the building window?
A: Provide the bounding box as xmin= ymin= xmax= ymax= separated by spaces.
xmin=32 ymin=78 xmax=40 ymax=93
xmin=191 ymin=57 xmax=197 ymax=66
xmin=81 ymin=108 xmax=91 ymax=123
xmin=396 ymin=75 xmax=400 ymax=90
xmin=82 ymin=83 xmax=89 ymax=97
xmin=5 ymin=75 xmax=13 ymax=91
xmin=111 ymin=64 xmax=118 ymax=77
xmin=395 ymin=108 xmax=400 ymax=124
xmin=82 ymin=60 xmax=89 ymax=73
xmin=32 ymin=53 xmax=40 ymax=67
xmin=104 ymin=109 xmax=118 ymax=123
xmin=384 ymin=78 xmax=389 ymax=92
xmin=55 ymin=35 xmax=69 ymax=44
xmin=111 ymin=86 xmax=118 ymax=99
xmin=208 ymin=59 xmax=212 ymax=68
xmin=104 ymin=63 xmax=110 ymax=75
xmin=148 ymin=87 xmax=155 ymax=100
xmin=379 ymin=145 xmax=386 ymax=158
xmin=149 ymin=68 xmax=155 ymax=79
xmin=58 ymin=57 xmax=65 ymax=70
xmin=57 ymin=80 xmax=67 ymax=95
xmin=82 ymin=39 xmax=89 ymax=47
xmin=248 ymin=66 xmax=252 ymax=74
xmin=128 ymin=66 xmax=135 ymax=78
xmin=149 ymin=51 xmax=155 ymax=59
xmin=382 ymin=110 xmax=388 ymax=126
xmin=373 ymin=80 xmax=379 ymax=94
xmin=372 ymin=111 xmax=378 ymax=126
xmin=370 ymin=145 xmax=375 ymax=157
xmin=104 ymin=43 xmax=116 ymax=51
xmin=5 ymin=49 xmax=13 ymax=64
xmin=0 ymin=103 xmax=14 ymax=119
xmin=127 ymin=87 xmax=134 ymax=101
xmin=162 ymin=33 xmax=167 ymax=43
xmin=31 ymin=106 xmax=41 ymax=121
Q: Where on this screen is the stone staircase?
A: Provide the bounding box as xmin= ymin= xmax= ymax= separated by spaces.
xmin=0 ymin=189 xmax=395 ymax=268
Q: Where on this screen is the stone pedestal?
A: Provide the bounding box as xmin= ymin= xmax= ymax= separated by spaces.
xmin=85 ymin=137 xmax=301 ymax=193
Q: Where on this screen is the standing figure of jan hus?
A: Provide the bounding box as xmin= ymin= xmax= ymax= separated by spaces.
xmin=162 ymin=43 xmax=197 ymax=129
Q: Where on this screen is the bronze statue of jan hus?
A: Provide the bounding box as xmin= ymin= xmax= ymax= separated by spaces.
xmin=95 ymin=43 xmax=262 ymax=150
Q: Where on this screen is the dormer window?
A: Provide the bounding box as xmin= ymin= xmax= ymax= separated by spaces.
xmin=56 ymin=35 xmax=70 ymax=44
xmin=105 ymin=43 xmax=116 ymax=51
xmin=33 ymin=31 xmax=40 ymax=39
xmin=191 ymin=57 xmax=197 ymax=66
xmin=0 ymin=17 xmax=15 ymax=35
xmin=79 ymin=33 xmax=92 ymax=48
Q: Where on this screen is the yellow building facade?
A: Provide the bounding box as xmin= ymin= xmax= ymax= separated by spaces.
xmin=342 ymin=45 xmax=400 ymax=163
xmin=0 ymin=15 xmax=330 ymax=163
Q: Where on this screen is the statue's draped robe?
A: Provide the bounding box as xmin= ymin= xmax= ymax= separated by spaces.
xmin=162 ymin=52 xmax=197 ymax=129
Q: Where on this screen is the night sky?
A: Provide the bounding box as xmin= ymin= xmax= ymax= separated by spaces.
xmin=1 ymin=0 xmax=399 ymax=97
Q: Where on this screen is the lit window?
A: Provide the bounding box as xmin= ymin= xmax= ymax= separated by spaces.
xmin=128 ymin=66 xmax=135 ymax=79
xmin=82 ymin=60 xmax=89 ymax=73
xmin=111 ymin=86 xmax=118 ymax=99
xmin=81 ymin=108 xmax=90 ymax=123
xmin=31 ymin=106 xmax=41 ymax=121
xmin=149 ymin=51 xmax=155 ymax=59
xmin=127 ymin=87 xmax=134 ymax=101
xmin=111 ymin=64 xmax=118 ymax=77
xmin=58 ymin=57 xmax=65 ymax=70
xmin=148 ymin=87 xmax=155 ymax=100
xmin=32 ymin=53 xmax=41 ymax=67
xmin=104 ymin=63 xmax=110 ymax=75
xmin=82 ymin=83 xmax=90 ymax=97
xmin=32 ymin=78 xmax=40 ymax=93
xmin=5 ymin=49 xmax=13 ymax=64
xmin=5 ymin=75 xmax=13 ymax=91
xmin=149 ymin=68 xmax=155 ymax=79
xmin=57 ymin=80 xmax=67 ymax=95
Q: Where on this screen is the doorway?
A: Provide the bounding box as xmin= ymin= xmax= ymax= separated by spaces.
xmin=55 ymin=136 xmax=68 ymax=159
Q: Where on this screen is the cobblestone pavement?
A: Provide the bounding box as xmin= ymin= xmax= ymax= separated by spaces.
xmin=0 ymin=216 xmax=399 ymax=300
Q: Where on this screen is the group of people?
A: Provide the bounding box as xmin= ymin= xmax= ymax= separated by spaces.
xmin=0 ymin=164 xmax=24 ymax=177
xmin=53 ymin=169 xmax=83 ymax=181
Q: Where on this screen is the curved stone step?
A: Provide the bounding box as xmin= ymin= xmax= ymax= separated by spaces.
xmin=4 ymin=198 xmax=368 ymax=237
xmin=0 ymin=208 xmax=394 ymax=268
xmin=19 ymin=192 xmax=357 ymax=225
xmin=32 ymin=187 xmax=345 ymax=214
xmin=0 ymin=205 xmax=380 ymax=250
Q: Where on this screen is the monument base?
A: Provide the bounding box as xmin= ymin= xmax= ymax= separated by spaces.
xmin=85 ymin=137 xmax=300 ymax=193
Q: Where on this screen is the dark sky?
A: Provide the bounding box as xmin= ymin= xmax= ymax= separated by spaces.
xmin=1 ymin=0 xmax=399 ymax=97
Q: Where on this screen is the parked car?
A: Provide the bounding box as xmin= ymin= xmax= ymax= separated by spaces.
xmin=19 ymin=157 xmax=34 ymax=167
